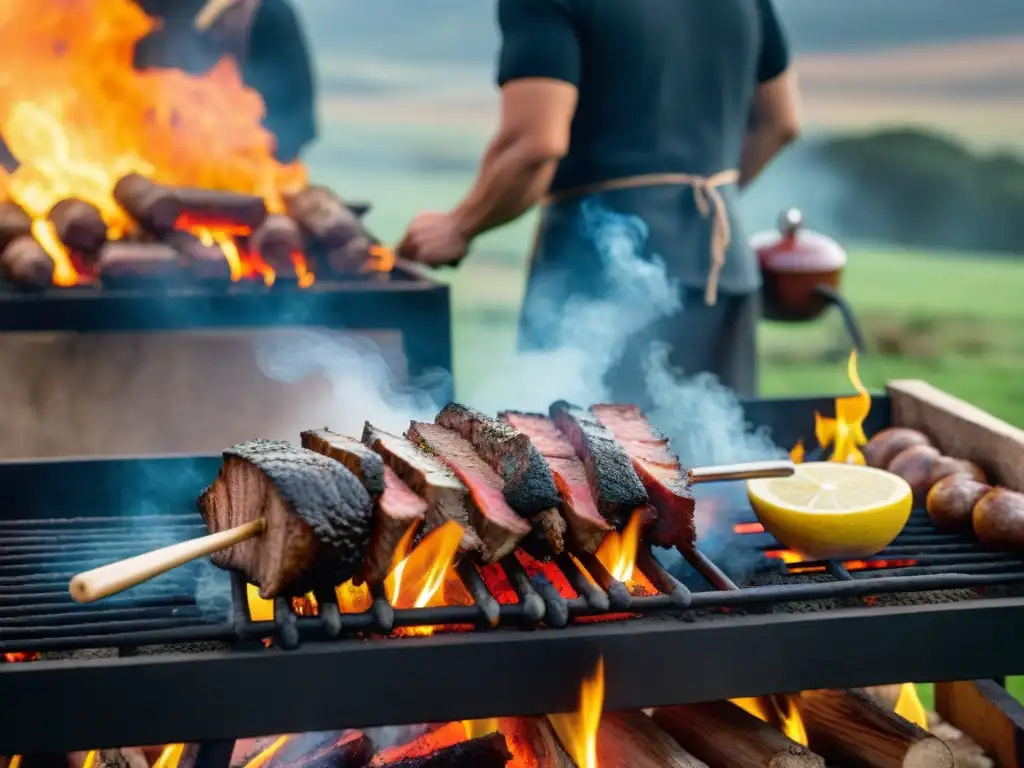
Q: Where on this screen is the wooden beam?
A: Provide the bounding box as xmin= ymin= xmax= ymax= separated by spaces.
xmin=887 ymin=379 xmax=1024 ymax=490
xmin=935 ymin=680 xmax=1024 ymax=767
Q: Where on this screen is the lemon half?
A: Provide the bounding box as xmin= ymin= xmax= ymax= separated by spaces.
xmin=747 ymin=462 xmax=913 ymax=560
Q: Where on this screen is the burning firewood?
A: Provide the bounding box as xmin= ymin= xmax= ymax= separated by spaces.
xmin=0 ymin=200 xmax=33 ymax=252
xmin=96 ymin=242 xmax=184 ymax=286
xmin=795 ymin=688 xmax=955 ymax=768
xmin=499 ymin=716 xmax=574 ymax=766
xmin=271 ymin=731 xmax=375 ymax=768
xmin=172 ymin=187 xmax=267 ymax=230
xmin=373 ymin=732 xmax=512 ymax=768
xmin=113 ymin=174 xmax=182 ymax=234
xmin=285 ymin=186 xmax=364 ymax=250
xmin=251 ymin=215 xmax=304 ymax=276
xmin=1 ymin=235 xmax=55 ymax=290
xmin=48 ymin=198 xmax=107 ymax=260
xmin=653 ymin=701 xmax=825 ymax=768
xmin=163 ymin=230 xmax=233 ymax=282
xmin=594 ymin=711 xmax=708 ymax=767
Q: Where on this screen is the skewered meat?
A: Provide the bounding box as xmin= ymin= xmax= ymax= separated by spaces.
xmin=549 ymin=400 xmax=649 ymax=530
xmin=592 ymin=403 xmax=696 ymax=549
xmin=408 ymin=421 xmax=533 ymax=563
xmin=198 ymin=439 xmax=373 ymax=598
xmin=361 ymin=422 xmax=481 ymax=554
xmin=501 ymin=411 xmax=612 ymax=553
xmin=437 ymin=403 xmax=567 ymax=555
xmin=303 ymin=428 xmax=424 ymax=584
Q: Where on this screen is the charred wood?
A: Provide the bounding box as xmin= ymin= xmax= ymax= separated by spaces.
xmin=325 ymin=237 xmax=375 ymax=276
xmin=374 ymin=732 xmax=511 ymax=768
xmin=499 ymin=717 xmax=574 ymax=767
xmin=172 ymin=187 xmax=267 ymax=230
xmin=0 ymin=199 xmax=33 ymax=251
xmin=592 ymin=711 xmax=708 ymax=768
xmin=250 ymin=214 xmax=303 ymax=274
xmin=163 ymin=230 xmax=232 ymax=282
xmin=273 ymin=731 xmax=374 ymax=768
xmin=113 ymin=173 xmax=182 ymax=233
xmin=796 ymin=688 xmax=955 ymax=768
xmin=285 ymin=185 xmax=364 ymax=249
xmin=1 ymin=235 xmax=54 ymax=290
xmin=49 ymin=198 xmax=107 ymax=258
xmin=653 ymin=701 xmax=825 ymax=768
xmin=96 ymin=242 xmax=183 ymax=286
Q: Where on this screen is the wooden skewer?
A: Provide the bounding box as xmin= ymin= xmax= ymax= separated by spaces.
xmin=68 ymin=519 xmax=265 ymax=604
xmin=193 ymin=0 xmax=244 ymax=32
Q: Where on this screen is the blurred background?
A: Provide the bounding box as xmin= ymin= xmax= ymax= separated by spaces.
xmin=292 ymin=0 xmax=1024 ymax=424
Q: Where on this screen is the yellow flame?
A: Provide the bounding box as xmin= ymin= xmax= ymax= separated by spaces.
xmin=30 ymin=218 xmax=78 ymax=286
xmin=894 ymin=683 xmax=928 ymax=730
xmin=152 ymin=744 xmax=186 ymax=768
xmin=82 ymin=752 xmax=97 ymax=768
xmin=9 ymin=757 xmax=22 ymax=768
xmin=547 ymin=657 xmax=605 ymax=768
xmin=790 ymin=439 xmax=806 ymax=464
xmin=388 ymin=520 xmax=464 ymax=609
xmin=730 ymin=696 xmax=808 ymax=746
xmin=813 ymin=350 xmax=871 ymax=465
xmin=246 ymin=735 xmax=290 ymax=768
xmin=463 ymin=718 xmax=500 ymax=740
xmin=595 ymin=508 xmax=643 ymax=583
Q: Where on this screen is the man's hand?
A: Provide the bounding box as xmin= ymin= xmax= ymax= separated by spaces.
xmin=396 ymin=211 xmax=470 ymax=268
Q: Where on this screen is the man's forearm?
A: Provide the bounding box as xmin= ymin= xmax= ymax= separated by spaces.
xmin=738 ymin=124 xmax=797 ymax=190
xmin=452 ymin=136 xmax=559 ymax=240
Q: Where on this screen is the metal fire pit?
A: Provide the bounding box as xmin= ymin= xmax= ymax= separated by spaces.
xmin=1 ymin=394 xmax=1023 ymax=756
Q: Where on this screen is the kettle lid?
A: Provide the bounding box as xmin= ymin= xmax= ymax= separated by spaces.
xmin=751 ymin=208 xmax=847 ymax=272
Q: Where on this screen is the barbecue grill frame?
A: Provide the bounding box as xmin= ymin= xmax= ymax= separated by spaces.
xmin=0 ymin=261 xmax=452 ymax=385
xmin=2 ymin=393 xmax=1024 ymax=755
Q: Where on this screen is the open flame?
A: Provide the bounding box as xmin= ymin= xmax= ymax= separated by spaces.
xmin=546 ymin=657 xmax=605 ymax=768
xmin=245 ymin=735 xmax=291 ymax=768
xmin=813 ymin=350 xmax=871 ymax=465
xmin=592 ymin=508 xmax=655 ymax=594
xmin=0 ymin=0 xmax=310 ymax=284
xmin=894 ymin=683 xmax=928 ymax=729
xmin=730 ymin=695 xmax=808 ymax=745
xmin=152 ymin=744 xmax=186 ymax=768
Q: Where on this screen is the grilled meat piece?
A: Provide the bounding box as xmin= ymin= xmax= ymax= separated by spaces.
xmin=501 ymin=411 xmax=612 ymax=553
xmin=302 ymin=428 xmax=424 ymax=584
xmin=549 ymin=400 xmax=649 ymax=530
xmin=436 ymin=403 xmax=566 ymax=554
xmin=198 ymin=439 xmax=373 ymax=598
xmin=408 ymin=421 xmax=532 ymax=563
xmin=592 ymin=404 xmax=696 ymax=549
xmin=361 ymin=422 xmax=481 ymax=554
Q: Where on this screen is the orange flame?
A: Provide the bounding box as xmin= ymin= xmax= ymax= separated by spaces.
xmin=245 ymin=735 xmax=291 ymax=768
xmin=81 ymin=752 xmax=98 ymax=768
xmin=8 ymin=757 xmax=21 ymax=768
xmin=814 ymin=350 xmax=871 ymax=465
xmin=789 ymin=439 xmax=806 ymax=464
xmin=592 ymin=508 xmax=656 ymax=594
xmin=0 ymin=0 xmax=307 ymax=284
xmin=463 ymin=718 xmax=500 ymax=740
xmin=894 ymin=683 xmax=928 ymax=729
xmin=730 ymin=696 xmax=808 ymax=746
xmin=547 ymin=657 xmax=605 ymax=768
xmin=152 ymin=744 xmax=186 ymax=768
xmin=367 ymin=244 xmax=396 ymax=273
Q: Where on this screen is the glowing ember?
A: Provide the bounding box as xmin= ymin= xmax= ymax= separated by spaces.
xmin=152 ymin=743 xmax=186 ymax=768
xmin=733 ymin=521 xmax=765 ymax=535
xmin=245 ymin=735 xmax=291 ymax=768
xmin=894 ymin=682 xmax=928 ymax=729
xmin=367 ymin=244 xmax=396 ymax=273
xmin=593 ymin=508 xmax=655 ymax=593
xmin=2 ymin=651 xmax=38 ymax=663
xmin=731 ymin=695 xmax=808 ymax=746
xmin=0 ymin=0 xmax=309 ymax=284
xmin=547 ymin=657 xmax=605 ymax=768
xmin=813 ymin=350 xmax=871 ymax=465
xmin=463 ymin=718 xmax=500 ymax=740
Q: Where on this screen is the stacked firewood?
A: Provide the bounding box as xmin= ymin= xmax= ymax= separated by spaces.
xmin=0 ymin=177 xmax=378 ymax=290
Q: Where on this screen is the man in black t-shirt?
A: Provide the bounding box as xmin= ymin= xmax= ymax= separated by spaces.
xmin=398 ymin=0 xmax=801 ymax=398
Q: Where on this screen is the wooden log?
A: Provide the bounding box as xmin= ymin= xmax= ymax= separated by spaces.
xmin=250 ymin=214 xmax=303 ymax=274
xmin=274 ymin=731 xmax=374 ymax=768
xmin=68 ymin=749 xmax=149 ymax=768
xmin=172 ymin=187 xmax=267 ymax=230
xmin=326 ymin=237 xmax=375 ymax=275
xmin=374 ymin=732 xmax=511 ymax=768
xmin=48 ymin=198 xmax=107 ymax=258
xmin=935 ymin=680 xmax=1024 ymax=768
xmin=285 ymin=185 xmax=364 ymax=248
xmin=0 ymin=199 xmax=33 ymax=251
xmin=113 ymin=174 xmax=182 ymax=233
xmin=589 ymin=711 xmax=708 ymax=768
xmin=163 ymin=230 xmax=232 ymax=282
xmin=653 ymin=701 xmax=824 ymax=768
xmin=795 ymin=688 xmax=954 ymax=768
xmin=888 ymin=379 xmax=1024 ymax=491
xmin=1 ymin=235 xmax=54 ymax=290
xmin=498 ymin=716 xmax=574 ymax=767
xmin=96 ymin=242 xmax=183 ymax=286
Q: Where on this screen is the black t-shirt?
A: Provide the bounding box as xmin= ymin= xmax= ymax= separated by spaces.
xmin=496 ymin=0 xmax=790 ymax=193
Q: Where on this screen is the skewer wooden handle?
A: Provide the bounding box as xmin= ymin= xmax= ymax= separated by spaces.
xmin=194 ymin=0 xmax=243 ymax=31
xmin=690 ymin=460 xmax=796 ymax=483
xmin=69 ymin=519 xmax=265 ymax=604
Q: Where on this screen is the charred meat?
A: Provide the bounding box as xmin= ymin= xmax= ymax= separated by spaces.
xmin=501 ymin=411 xmax=612 ymax=553
xmin=302 ymin=428 xmax=424 ymax=584
xmin=197 ymin=439 xmax=373 ymax=598
xmin=592 ymin=404 xmax=696 ymax=549
xmin=549 ymin=400 xmax=649 ymax=530
xmin=361 ymin=421 xmax=481 ymax=554
xmin=408 ymin=421 xmax=532 ymax=563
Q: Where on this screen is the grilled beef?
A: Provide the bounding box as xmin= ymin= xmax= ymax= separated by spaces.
xmin=302 ymin=428 xmax=425 ymax=584
xmin=361 ymin=422 xmax=481 ymax=554
xmin=549 ymin=400 xmax=649 ymax=530
xmin=592 ymin=403 xmax=696 ymax=549
xmin=500 ymin=411 xmax=612 ymax=553
xmin=407 ymin=421 xmax=532 ymax=563
xmin=436 ymin=403 xmax=567 ymax=554
xmin=198 ymin=439 xmax=373 ymax=598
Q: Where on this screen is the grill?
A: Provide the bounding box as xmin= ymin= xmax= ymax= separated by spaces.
xmin=2 ymin=394 xmax=1024 ymax=757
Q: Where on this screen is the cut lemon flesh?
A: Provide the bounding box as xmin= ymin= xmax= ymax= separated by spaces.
xmin=748 ymin=462 xmax=911 ymax=515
